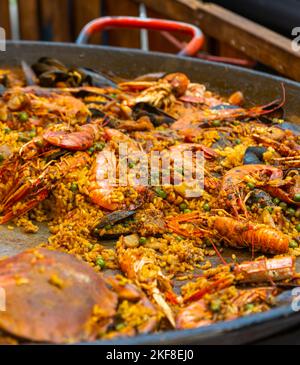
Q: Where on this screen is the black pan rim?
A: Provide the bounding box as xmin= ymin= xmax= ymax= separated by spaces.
xmin=4 ymin=40 xmax=300 ymax=90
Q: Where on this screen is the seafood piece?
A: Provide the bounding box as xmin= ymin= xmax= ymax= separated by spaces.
xmin=171 ymin=87 xmax=285 ymax=130
xmin=166 ymin=211 xmax=210 ymax=238
xmin=116 ymin=238 xmax=177 ymax=327
xmin=213 ymin=216 xmax=289 ymax=254
xmin=132 ymin=102 xmax=175 ymax=126
xmin=253 ymin=133 xmax=300 ymax=157
xmin=177 ymin=285 xmax=278 ymax=329
xmin=0 ymin=152 xmax=89 ymax=224
xmin=169 ymin=142 xmax=218 ymax=160
xmin=134 ymin=208 xmax=166 ymax=236
xmin=43 ymin=123 xmax=103 ymax=151
xmin=183 ymin=256 xmax=294 ymax=303
xmin=0 ymin=248 xmax=117 ymax=343
xmin=243 ymin=146 xmax=268 ymax=165
xmin=233 ymin=256 xmax=295 ymax=283
xmin=106 ymin=276 xmax=161 ymax=336
xmin=167 ymin=212 xmax=289 ymax=254
xmin=121 ymin=73 xmax=190 ymax=108
xmin=31 ymin=57 xmax=107 ymax=88
xmin=220 ymin=164 xmax=282 ymax=215
xmin=88 ymin=128 xmax=147 ymax=211
xmin=176 ymin=299 xmax=213 ymax=329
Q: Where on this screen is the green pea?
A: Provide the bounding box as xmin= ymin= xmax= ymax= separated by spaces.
xmin=296 ymin=224 xmax=300 ymax=232
xmin=203 ymin=203 xmax=211 ymax=212
xmin=273 ymin=197 xmax=281 ymax=205
xmin=139 ymin=237 xmax=147 ymax=244
xmin=4 ymin=127 xmax=11 ymax=134
xmin=35 ymin=139 xmax=44 ymax=148
xmin=96 ymin=256 xmax=106 ymax=269
xmin=210 ymin=299 xmax=221 ymax=312
xmin=235 ymin=139 xmax=241 ymax=145
xmin=245 ymin=303 xmax=254 ymax=311
xmin=18 ymin=111 xmax=29 ymax=122
xmin=212 ymin=120 xmax=221 ymax=127
xmin=115 ymin=323 xmax=125 ymax=331
xmin=179 ymin=203 xmax=187 ymax=211
xmin=104 ymin=224 xmax=112 ymax=231
xmin=294 ymin=193 xmax=300 ymax=202
xmin=266 ymin=206 xmax=273 ymax=213
xmin=0 ymin=154 xmax=4 ymax=163
xmin=88 ymin=146 xmax=95 ymax=154
xmin=94 ymin=142 xmax=105 ymax=151
xmin=286 ymin=207 xmax=296 ymax=216
xmin=70 ymin=182 xmax=78 ymax=193
xmin=184 ymin=209 xmax=192 ymax=214
xmin=28 ymin=130 xmax=36 ymax=138
xmin=93 ymin=227 xmax=99 ymax=236
xmin=289 ymin=240 xmax=298 ymax=249
xmin=279 ymin=202 xmax=288 ymax=210
xmin=247 ymin=182 xmax=255 ymax=190
xmin=155 ymin=188 xmax=167 ymax=199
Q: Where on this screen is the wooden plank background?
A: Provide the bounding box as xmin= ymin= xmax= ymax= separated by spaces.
xmin=0 ymin=0 xmax=11 ymax=39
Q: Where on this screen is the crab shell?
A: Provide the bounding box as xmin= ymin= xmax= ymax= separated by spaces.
xmin=0 ymin=248 xmax=117 ymax=343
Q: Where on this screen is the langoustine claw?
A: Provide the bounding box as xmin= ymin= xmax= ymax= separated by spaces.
xmin=0 ymin=248 xmax=117 ymax=343
xmin=116 ymin=237 xmax=177 ymax=327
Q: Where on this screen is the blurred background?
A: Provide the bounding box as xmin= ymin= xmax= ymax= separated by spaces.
xmin=1 ymin=0 xmax=300 ymax=80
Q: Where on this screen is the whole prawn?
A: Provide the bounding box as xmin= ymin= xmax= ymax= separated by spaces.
xmin=166 ymin=212 xmax=290 ymax=254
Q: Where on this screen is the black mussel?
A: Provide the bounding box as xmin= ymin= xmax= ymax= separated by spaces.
xmin=32 ymin=57 xmax=67 ymax=75
xmin=133 ymin=72 xmax=166 ymax=82
xmin=247 ymin=189 xmax=274 ymax=207
xmin=93 ymin=210 xmax=137 ymax=232
xmin=21 ymin=61 xmax=38 ymax=86
xmin=243 ymin=146 xmax=267 ymax=165
xmin=210 ymin=104 xmax=240 ymax=111
xmin=38 ymin=70 xmax=70 ymax=87
xmin=132 ymin=102 xmax=175 ymax=126
xmin=78 ymin=68 xmax=117 ymax=88
xmin=88 ymin=108 xmax=106 ymax=118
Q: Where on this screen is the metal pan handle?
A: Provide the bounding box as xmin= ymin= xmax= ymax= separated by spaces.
xmin=76 ymin=16 xmax=204 ymax=57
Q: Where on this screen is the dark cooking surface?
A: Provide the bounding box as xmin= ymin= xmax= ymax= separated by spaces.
xmin=1 ymin=41 xmax=300 ymax=344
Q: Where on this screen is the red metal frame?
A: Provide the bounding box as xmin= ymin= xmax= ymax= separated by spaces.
xmin=76 ymin=16 xmax=205 ymax=57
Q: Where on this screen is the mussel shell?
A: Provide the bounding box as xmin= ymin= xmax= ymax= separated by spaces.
xmin=247 ymin=189 xmax=274 ymax=207
xmin=78 ymin=68 xmax=117 ymax=88
xmin=38 ymin=70 xmax=70 ymax=87
xmin=132 ymin=102 xmax=175 ymax=126
xmin=243 ymin=146 xmax=267 ymax=165
xmin=21 ymin=60 xmax=38 ymax=86
xmin=94 ymin=210 xmax=137 ymax=231
xmin=35 ymin=57 xmax=67 ymax=71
